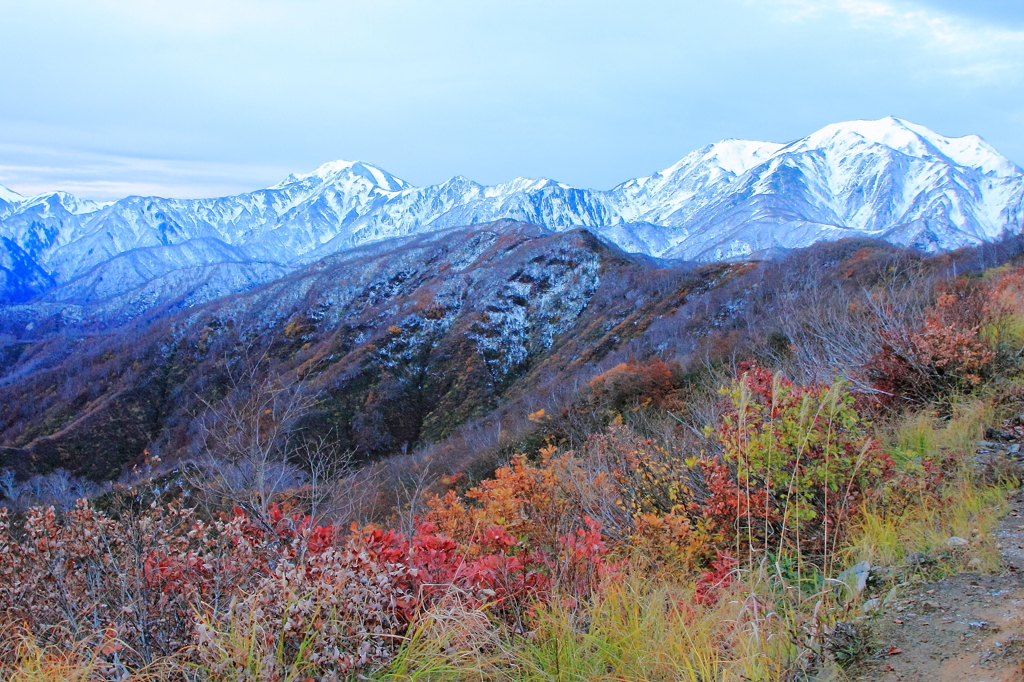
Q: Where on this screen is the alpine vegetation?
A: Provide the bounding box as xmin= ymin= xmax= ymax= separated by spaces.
xmin=1 ymin=119 xmax=1024 ymax=682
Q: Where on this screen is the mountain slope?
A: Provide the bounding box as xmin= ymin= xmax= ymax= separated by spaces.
xmin=0 ymin=238 xmax=53 ymax=304
xmin=0 ymin=117 xmax=1021 ymax=312
xmin=0 ymin=222 xmax=644 ymax=479
xmin=0 ymin=219 xmax=777 ymax=483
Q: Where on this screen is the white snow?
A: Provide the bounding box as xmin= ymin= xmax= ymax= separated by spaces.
xmin=898 ymin=119 xmax=1020 ymax=177
xmin=0 ymin=184 xmax=24 ymax=204
xmin=2 ymin=117 xmax=1022 ymax=303
xmin=311 ymin=159 xmax=358 ymax=179
xmin=701 ymin=139 xmax=785 ymax=176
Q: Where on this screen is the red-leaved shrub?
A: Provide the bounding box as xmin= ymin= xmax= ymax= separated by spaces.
xmin=867 ymin=287 xmax=996 ymax=403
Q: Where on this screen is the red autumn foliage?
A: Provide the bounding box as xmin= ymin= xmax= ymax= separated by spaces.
xmin=695 ymin=550 xmax=739 ymax=606
xmin=704 ymin=365 xmax=892 ymax=562
xmin=866 ymin=286 xmax=996 ymax=403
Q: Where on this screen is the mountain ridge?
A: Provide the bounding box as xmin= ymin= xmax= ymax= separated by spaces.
xmin=1 ymin=116 xmax=1021 ymax=313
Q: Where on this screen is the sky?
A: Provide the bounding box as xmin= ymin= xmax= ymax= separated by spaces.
xmin=0 ymin=0 xmax=1023 ymax=200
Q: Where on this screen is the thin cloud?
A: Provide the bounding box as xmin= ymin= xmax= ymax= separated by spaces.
xmin=0 ymin=144 xmax=291 ymax=200
xmin=838 ymin=0 xmax=1024 ymax=49
xmin=776 ymin=0 xmax=1024 ymax=80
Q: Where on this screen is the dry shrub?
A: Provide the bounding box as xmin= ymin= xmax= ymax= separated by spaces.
xmin=0 ymin=500 xmax=234 ymax=666
xmin=866 ymin=282 xmax=997 ymax=404
xmin=982 ymin=266 xmax=1024 ymax=367
xmin=583 ymin=357 xmax=683 ymax=413
xmin=0 ymin=498 xmax=412 ymax=674
xmin=194 ymin=526 xmax=416 ymax=679
xmin=0 ymin=489 xmax=619 ymax=678
xmin=0 ymin=628 xmax=168 ymax=682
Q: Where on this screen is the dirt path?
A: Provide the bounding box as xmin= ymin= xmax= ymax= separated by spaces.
xmin=853 ymin=488 xmax=1024 ymax=682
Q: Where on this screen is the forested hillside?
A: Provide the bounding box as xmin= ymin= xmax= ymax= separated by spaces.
xmin=2 ymin=224 xmax=1023 ymax=680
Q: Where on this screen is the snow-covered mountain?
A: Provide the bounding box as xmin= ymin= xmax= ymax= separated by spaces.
xmin=1 ymin=117 xmax=1021 ymax=311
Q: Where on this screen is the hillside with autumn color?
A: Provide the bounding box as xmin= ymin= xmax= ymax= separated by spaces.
xmin=2 ymin=224 xmax=1024 ymax=681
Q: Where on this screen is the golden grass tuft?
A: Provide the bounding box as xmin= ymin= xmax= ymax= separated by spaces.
xmin=846 ymin=481 xmax=1008 ymax=573
xmin=846 ymin=398 xmax=1012 ymax=574
xmin=0 ymin=630 xmax=166 ymax=682
xmin=374 ymin=568 xmax=822 ymax=682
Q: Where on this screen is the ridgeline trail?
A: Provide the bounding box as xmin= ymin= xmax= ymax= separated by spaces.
xmin=854 ymin=487 xmax=1024 ymax=681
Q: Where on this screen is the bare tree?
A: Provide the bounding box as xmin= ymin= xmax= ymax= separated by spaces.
xmin=390 ymin=456 xmax=438 ymax=538
xmin=189 ymin=351 xmax=355 ymax=530
xmin=0 ymin=467 xmax=19 ymax=507
xmin=291 ymin=431 xmax=358 ymax=525
xmin=0 ymin=467 xmax=102 ymax=512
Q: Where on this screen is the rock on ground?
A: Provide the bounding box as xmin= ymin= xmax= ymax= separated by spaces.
xmin=852 ymin=488 xmax=1024 ymax=682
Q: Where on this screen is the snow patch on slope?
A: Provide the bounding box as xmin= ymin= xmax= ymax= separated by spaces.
xmin=1 ymin=118 xmax=1022 ymax=313
xmin=0 ymin=185 xmax=24 ymax=204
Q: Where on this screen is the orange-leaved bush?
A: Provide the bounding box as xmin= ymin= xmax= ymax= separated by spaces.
xmin=583 ymin=357 xmax=682 ymax=414
xmin=423 ymin=452 xmax=622 ymax=609
xmin=867 ymin=283 xmax=997 ymax=404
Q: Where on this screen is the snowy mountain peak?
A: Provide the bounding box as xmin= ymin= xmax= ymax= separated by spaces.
xmin=788 ymin=116 xmax=932 ymax=159
xmin=270 ymin=159 xmax=410 ymax=193
xmin=0 ymin=184 xmax=24 ymax=204
xmin=788 ymin=116 xmax=1020 ymax=177
xmin=703 ymin=139 xmax=785 ymax=175
xmin=615 ymin=140 xmax=783 ymax=197
xmin=312 ymin=159 xmax=359 ymax=176
xmin=669 ymin=139 xmax=784 ymax=178
xmin=897 ymin=119 xmax=1021 ymax=177
xmin=19 ymin=191 xmax=106 ymax=216
xmin=487 ymin=177 xmax=567 ymax=196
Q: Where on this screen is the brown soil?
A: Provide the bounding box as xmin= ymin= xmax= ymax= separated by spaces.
xmin=852 ymin=488 xmax=1024 ymax=682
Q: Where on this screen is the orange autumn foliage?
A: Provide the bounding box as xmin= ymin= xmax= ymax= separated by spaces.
xmin=867 ymin=283 xmax=997 ymax=403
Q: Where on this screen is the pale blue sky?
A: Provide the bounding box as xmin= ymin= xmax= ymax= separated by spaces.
xmin=1 ymin=0 xmax=1023 ymax=199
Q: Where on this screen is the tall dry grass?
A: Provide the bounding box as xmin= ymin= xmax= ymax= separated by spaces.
xmin=847 ymin=397 xmax=1012 ymax=573
xmin=374 ymin=567 xmax=820 ymax=682
xmin=0 ymin=628 xmax=170 ymax=682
